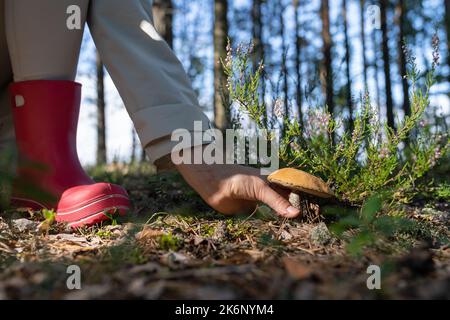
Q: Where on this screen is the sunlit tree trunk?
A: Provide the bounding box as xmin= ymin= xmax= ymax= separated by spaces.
xmin=279 ymin=2 xmax=289 ymax=118
xmin=293 ymin=0 xmax=303 ymax=126
xmin=252 ymin=0 xmax=267 ymax=124
xmin=396 ymin=0 xmax=410 ymax=118
xmin=153 ymin=0 xmax=173 ymax=48
xmin=343 ymin=0 xmax=353 ymax=130
xmin=380 ymin=0 xmax=395 ymax=129
xmin=131 ymin=127 xmax=136 ymax=164
xmin=214 ymin=0 xmax=229 ymax=131
xmin=371 ymin=28 xmax=382 ymax=115
xmin=360 ymin=0 xmax=368 ymax=90
xmin=96 ymin=51 xmax=107 ymax=165
xmin=320 ymin=0 xmax=334 ymax=116
xmin=444 ymin=0 xmax=450 ymax=83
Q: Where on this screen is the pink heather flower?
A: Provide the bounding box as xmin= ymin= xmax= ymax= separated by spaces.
xmin=419 ymin=119 xmax=428 ymax=128
xmin=429 ymin=146 xmax=442 ymax=168
xmin=351 ymin=128 xmax=359 ymax=141
xmin=225 ymin=41 xmax=233 ymax=68
xmin=402 ymin=44 xmax=415 ymax=65
xmin=273 ymin=98 xmax=285 ymax=118
xmin=432 ymin=34 xmax=440 ymax=68
xmin=307 ymin=110 xmax=331 ymax=134
xmin=379 ymin=147 xmax=389 ymax=159
xmin=290 ymin=142 xmax=300 ymax=153
xmin=248 ymin=41 xmax=255 ymax=54
xmin=433 ymin=147 xmax=441 ymax=159
xmin=236 ymin=43 xmax=244 ymax=55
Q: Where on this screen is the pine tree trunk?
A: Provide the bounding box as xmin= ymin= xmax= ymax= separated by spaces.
xmin=343 ymin=0 xmax=353 ymax=130
xmin=213 ymin=0 xmax=229 ymax=131
xmin=380 ymin=0 xmax=395 ymax=129
xmin=396 ymin=0 xmax=410 ymax=118
xmin=252 ymin=0 xmax=267 ymax=122
xmin=96 ymin=51 xmax=107 ymax=165
xmin=153 ymin=0 xmax=173 ymax=48
xmin=279 ymin=2 xmax=289 ymax=118
xmin=131 ymin=127 xmax=136 ymax=164
xmin=320 ymin=0 xmax=334 ymax=115
xmin=360 ymin=0 xmax=368 ymax=90
xmin=372 ymin=29 xmax=382 ymax=115
xmin=444 ymin=0 xmax=450 ymax=83
xmin=293 ymin=0 xmax=303 ymax=125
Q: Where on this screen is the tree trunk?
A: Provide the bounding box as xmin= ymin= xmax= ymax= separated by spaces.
xmin=380 ymin=0 xmax=395 ymax=129
xmin=320 ymin=0 xmax=334 ymax=115
xmin=396 ymin=0 xmax=410 ymax=118
xmin=359 ymin=0 xmax=368 ymax=90
xmin=153 ymin=0 xmax=173 ymax=48
xmin=96 ymin=51 xmax=107 ymax=165
xmin=213 ymin=0 xmax=229 ymax=131
xmin=293 ymin=0 xmax=303 ymax=125
xmin=252 ymin=0 xmax=267 ymax=123
xmin=279 ymin=2 xmax=289 ymax=118
xmin=343 ymin=0 xmax=353 ymax=130
xmin=372 ymin=29 xmax=382 ymax=116
xmin=131 ymin=127 xmax=136 ymax=164
xmin=444 ymin=0 xmax=450 ymax=83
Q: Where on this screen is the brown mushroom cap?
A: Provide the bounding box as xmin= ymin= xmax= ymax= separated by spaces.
xmin=268 ymin=168 xmax=334 ymax=199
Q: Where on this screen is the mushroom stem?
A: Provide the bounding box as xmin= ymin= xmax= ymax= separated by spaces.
xmin=288 ymin=192 xmax=301 ymax=209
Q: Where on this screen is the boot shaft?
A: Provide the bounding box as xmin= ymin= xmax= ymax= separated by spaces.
xmin=9 ymin=80 xmax=90 ymax=191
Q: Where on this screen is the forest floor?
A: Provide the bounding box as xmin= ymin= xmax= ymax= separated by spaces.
xmin=0 ymin=164 xmax=449 ymax=299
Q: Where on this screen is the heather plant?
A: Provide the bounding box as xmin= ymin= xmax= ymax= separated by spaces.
xmin=222 ymin=36 xmax=449 ymax=206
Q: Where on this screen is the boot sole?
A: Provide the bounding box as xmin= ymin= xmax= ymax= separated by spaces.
xmin=10 ymin=194 xmax=130 ymax=228
xmin=57 ymin=193 xmax=130 ymax=228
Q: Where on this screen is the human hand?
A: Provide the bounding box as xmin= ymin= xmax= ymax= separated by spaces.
xmin=175 ymin=160 xmax=300 ymax=218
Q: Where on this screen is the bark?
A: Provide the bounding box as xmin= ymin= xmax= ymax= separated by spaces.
xmin=153 ymin=0 xmax=174 ymax=48
xmin=343 ymin=0 xmax=353 ymax=130
xmin=131 ymin=127 xmax=136 ymax=164
xmin=380 ymin=0 xmax=395 ymax=129
xmin=293 ymin=0 xmax=303 ymax=125
xmin=360 ymin=0 xmax=368 ymax=90
xmin=396 ymin=0 xmax=410 ymax=118
xmin=320 ymin=0 xmax=334 ymax=115
xmin=96 ymin=51 xmax=107 ymax=165
xmin=371 ymin=29 xmax=382 ymax=115
xmin=279 ymin=2 xmax=289 ymax=118
xmin=252 ymin=0 xmax=266 ymax=107
xmin=445 ymin=0 xmax=450 ymax=83
xmin=213 ymin=0 xmax=229 ymax=131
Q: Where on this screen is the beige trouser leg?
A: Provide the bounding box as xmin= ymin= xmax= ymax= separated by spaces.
xmin=0 ymin=0 xmax=88 ymax=153
xmin=5 ymin=0 xmax=88 ymax=81
xmin=87 ymin=0 xmax=211 ymax=166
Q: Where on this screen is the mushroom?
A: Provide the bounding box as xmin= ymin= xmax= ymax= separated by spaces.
xmin=267 ymin=168 xmax=334 ymax=220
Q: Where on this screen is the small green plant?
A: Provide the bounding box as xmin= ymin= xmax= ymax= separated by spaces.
xmin=96 ymin=228 xmax=114 ymax=239
xmin=434 ymin=183 xmax=450 ymax=200
xmin=328 ymin=195 xmax=417 ymax=256
xmin=159 ymin=232 xmax=181 ymax=251
xmin=42 ymin=208 xmax=56 ymax=224
xmin=103 ymin=209 xmax=120 ymax=226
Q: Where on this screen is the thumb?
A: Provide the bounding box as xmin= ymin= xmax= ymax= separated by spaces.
xmin=258 ymin=184 xmax=300 ymax=218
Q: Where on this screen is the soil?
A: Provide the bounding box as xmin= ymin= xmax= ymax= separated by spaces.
xmin=0 ymin=166 xmax=448 ymax=299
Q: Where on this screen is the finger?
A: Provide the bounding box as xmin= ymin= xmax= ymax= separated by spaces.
xmin=257 ymin=184 xmax=300 ymax=218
